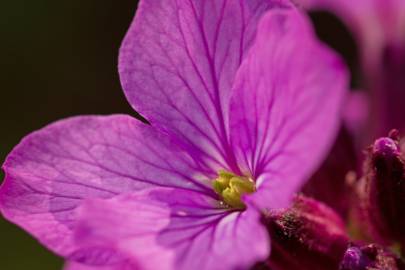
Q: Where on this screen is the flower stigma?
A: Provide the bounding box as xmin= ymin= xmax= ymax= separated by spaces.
xmin=212 ymin=170 xmax=256 ymax=209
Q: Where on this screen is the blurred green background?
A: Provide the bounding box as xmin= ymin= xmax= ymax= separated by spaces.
xmin=0 ymin=1 xmax=358 ymax=269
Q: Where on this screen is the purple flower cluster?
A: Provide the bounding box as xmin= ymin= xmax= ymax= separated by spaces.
xmin=1 ymin=0 xmax=404 ymax=269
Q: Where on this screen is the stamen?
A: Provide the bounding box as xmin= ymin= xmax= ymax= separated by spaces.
xmin=212 ymin=170 xmax=255 ymax=209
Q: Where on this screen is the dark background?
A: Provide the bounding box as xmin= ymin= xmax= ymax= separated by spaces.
xmin=0 ymin=1 xmax=358 ymax=269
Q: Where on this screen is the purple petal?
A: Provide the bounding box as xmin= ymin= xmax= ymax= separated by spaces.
xmin=64 ymin=261 xmax=134 ymax=270
xmin=0 ymin=115 xmax=214 ymax=258
xmin=119 ymin=0 xmax=287 ymax=171
xmin=73 ymin=188 xmax=270 ymax=270
xmin=230 ymin=9 xmax=348 ymax=209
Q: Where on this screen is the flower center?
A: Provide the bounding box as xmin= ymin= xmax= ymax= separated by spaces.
xmin=212 ymin=170 xmax=256 ymax=209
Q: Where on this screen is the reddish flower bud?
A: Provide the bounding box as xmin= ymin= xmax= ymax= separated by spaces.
xmin=259 ymin=195 xmax=349 ymax=270
xmin=358 ymin=130 xmax=405 ymax=250
xmin=339 ymin=244 xmax=405 ymax=270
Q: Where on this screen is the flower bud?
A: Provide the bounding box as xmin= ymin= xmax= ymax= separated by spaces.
xmin=259 ymin=195 xmax=349 ymax=270
xmin=339 ymin=244 xmax=405 ymax=270
xmin=358 ymin=130 xmax=405 ymax=250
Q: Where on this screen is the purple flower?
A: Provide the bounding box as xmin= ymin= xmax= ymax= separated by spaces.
xmin=0 ymin=1 xmax=347 ymax=269
xmin=295 ymin=0 xmax=405 ymax=138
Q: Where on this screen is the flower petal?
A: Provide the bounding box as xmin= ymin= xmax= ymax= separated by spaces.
xmin=0 ymin=115 xmax=214 ymax=259
xmin=73 ymin=188 xmax=270 ymax=270
xmin=230 ymin=9 xmax=348 ymax=209
xmin=119 ymin=0 xmax=288 ymax=171
xmin=64 ymin=261 xmax=134 ymax=270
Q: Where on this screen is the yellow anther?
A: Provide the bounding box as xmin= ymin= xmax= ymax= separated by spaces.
xmin=212 ymin=171 xmax=255 ymax=209
xmin=213 ymin=170 xmax=234 ymax=194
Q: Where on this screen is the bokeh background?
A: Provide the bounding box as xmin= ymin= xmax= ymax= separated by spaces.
xmin=0 ymin=1 xmax=359 ymax=269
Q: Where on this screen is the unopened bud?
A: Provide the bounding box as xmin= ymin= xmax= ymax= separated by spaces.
xmin=358 ymin=130 xmax=405 ymax=251
xmin=339 ymin=244 xmax=405 ymax=270
xmin=260 ymin=195 xmax=349 ymax=270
